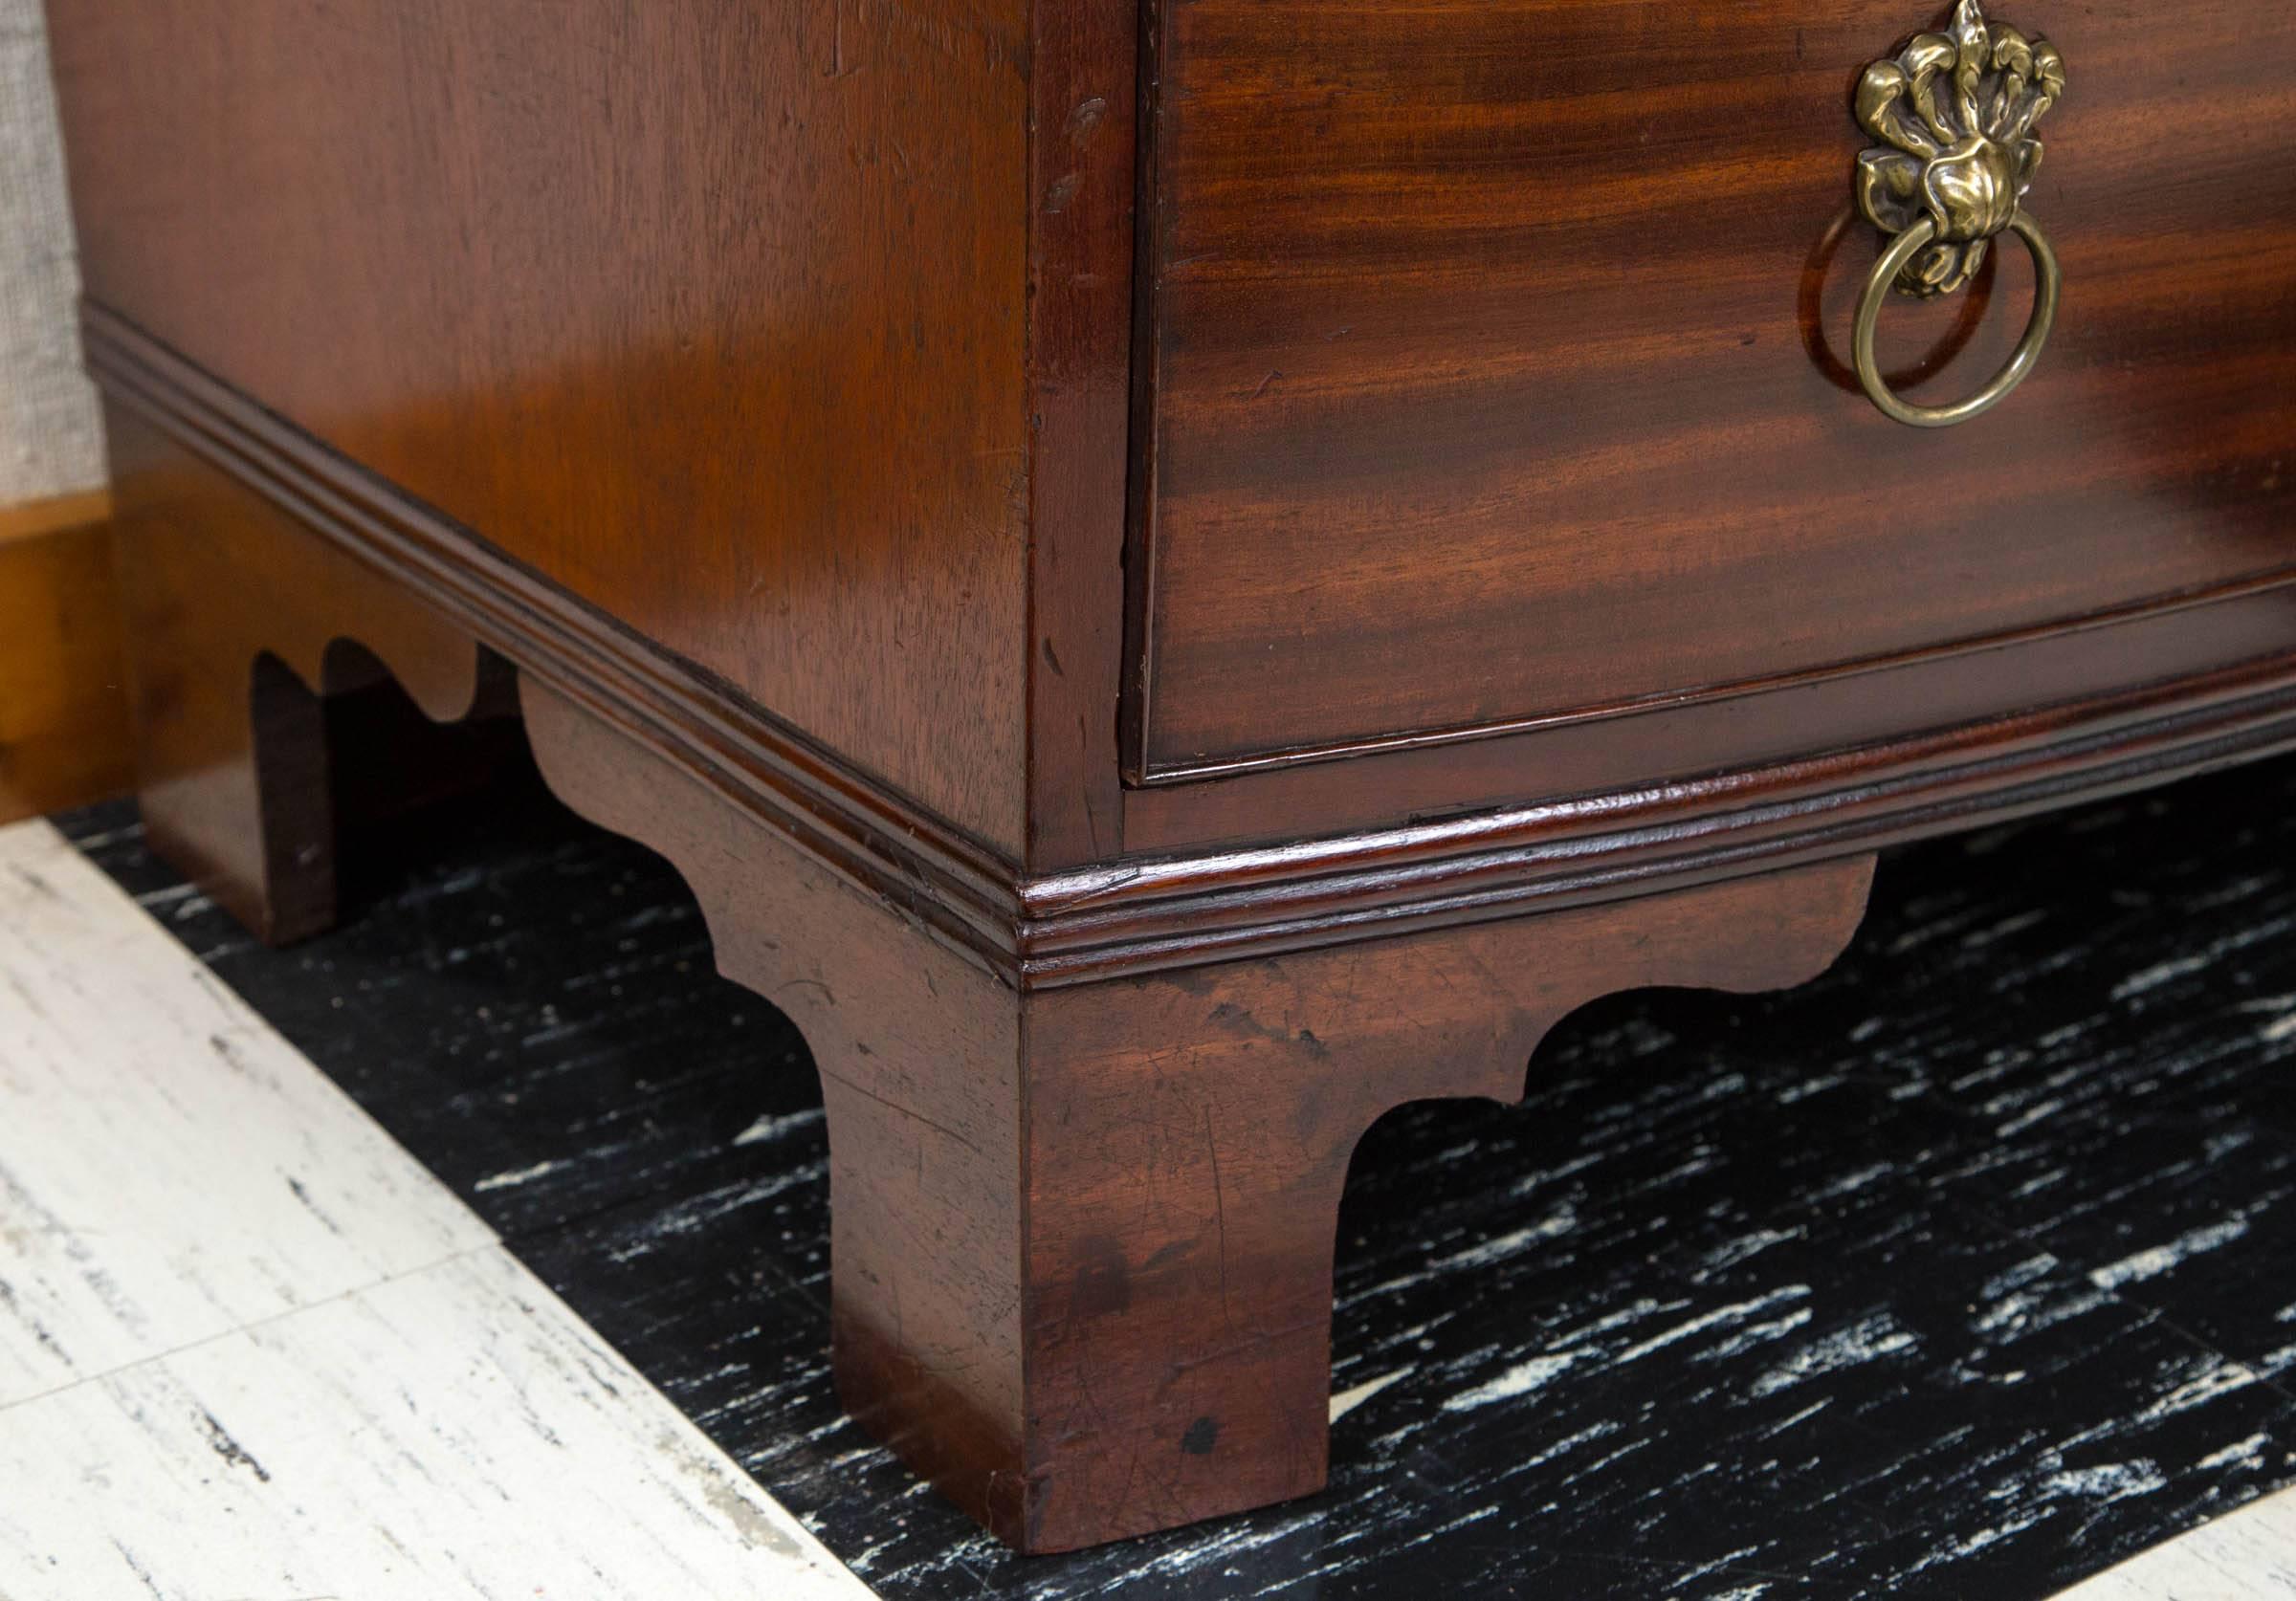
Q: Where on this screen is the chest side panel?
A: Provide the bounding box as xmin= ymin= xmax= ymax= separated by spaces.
xmin=46 ymin=0 xmax=1033 ymax=851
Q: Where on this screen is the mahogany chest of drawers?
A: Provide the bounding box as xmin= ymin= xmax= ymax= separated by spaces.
xmin=42 ymin=0 xmax=2296 ymax=1552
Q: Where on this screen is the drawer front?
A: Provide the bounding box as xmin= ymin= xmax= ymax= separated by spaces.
xmin=1131 ymin=0 xmax=2296 ymax=779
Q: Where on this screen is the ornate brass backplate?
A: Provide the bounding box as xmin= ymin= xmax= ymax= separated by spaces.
xmin=1849 ymin=0 xmax=2066 ymax=428
xmin=1855 ymin=0 xmax=2064 ymax=297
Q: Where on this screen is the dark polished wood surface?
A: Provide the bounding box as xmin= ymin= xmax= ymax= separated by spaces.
xmin=1133 ymin=0 xmax=2296 ymax=777
xmin=47 ymin=0 xmax=2296 ymax=872
xmin=1024 ymin=0 xmax=1141 ymax=867
xmin=83 ymin=313 xmax=1029 ymax=974
xmin=44 ymin=0 xmax=1037 ymax=852
xmin=1117 ymin=585 xmax=2296 ymax=852
xmin=1012 ymin=856 xmax=1870 ymax=1550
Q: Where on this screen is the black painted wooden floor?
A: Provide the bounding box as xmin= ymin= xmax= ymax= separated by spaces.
xmin=57 ymin=748 xmax=2296 ymax=1600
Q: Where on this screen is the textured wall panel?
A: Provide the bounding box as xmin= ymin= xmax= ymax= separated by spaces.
xmin=0 ymin=0 xmax=101 ymax=502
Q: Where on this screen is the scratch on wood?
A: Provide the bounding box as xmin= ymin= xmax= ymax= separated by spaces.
xmin=818 ymin=1066 xmax=982 ymax=1157
xmin=776 ymin=977 xmax=837 ymax=1007
xmin=1203 ymin=1108 xmax=1235 ymax=1331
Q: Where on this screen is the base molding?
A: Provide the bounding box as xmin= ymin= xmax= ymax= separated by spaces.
xmin=84 ymin=304 xmax=2296 ymax=991
xmin=84 ymin=303 xmax=1019 ymax=967
xmin=1026 ymin=655 xmax=2296 ymax=984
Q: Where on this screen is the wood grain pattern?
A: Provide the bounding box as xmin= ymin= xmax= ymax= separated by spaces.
xmin=1045 ymin=647 xmax=2296 ymax=983
xmin=1133 ymin=0 xmax=2296 ymax=775
xmin=515 ymin=677 xmax=1036 ymax=1543
xmin=0 ymin=491 xmax=129 ymax=823
xmin=86 ymin=395 xmax=2296 ymax=1556
xmin=54 ymin=1 xmax=2296 ymax=905
xmin=1024 ymin=0 xmax=1142 ymax=868
xmin=84 ymin=314 xmax=1024 ymax=964
xmin=1012 ymin=854 xmax=1872 ymax=1550
xmin=43 ymin=0 xmax=1035 ymax=853
xmin=1118 ymin=582 xmax=2296 ymax=852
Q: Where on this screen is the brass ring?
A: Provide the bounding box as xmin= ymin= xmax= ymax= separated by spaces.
xmin=1852 ymin=209 xmax=2060 ymax=429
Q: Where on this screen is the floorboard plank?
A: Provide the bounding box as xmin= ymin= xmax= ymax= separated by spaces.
xmin=2055 ymin=1482 xmax=2296 ymax=1598
xmin=0 ymin=819 xmax=489 ymax=1406
xmin=0 ymin=819 xmax=872 ymax=1601
xmin=0 ymin=1246 xmax=870 ymax=1601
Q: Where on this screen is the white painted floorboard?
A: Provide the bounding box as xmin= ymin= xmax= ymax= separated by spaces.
xmin=0 ymin=820 xmax=871 ymax=1600
xmin=0 ymin=823 xmax=490 ymax=1407
xmin=0 ymin=1247 xmax=867 ymax=1600
xmin=2053 ymin=1486 xmax=2296 ymax=1599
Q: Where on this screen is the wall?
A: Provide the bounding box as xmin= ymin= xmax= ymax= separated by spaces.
xmin=0 ymin=0 xmax=101 ymax=501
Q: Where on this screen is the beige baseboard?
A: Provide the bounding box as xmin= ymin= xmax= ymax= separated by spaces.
xmin=0 ymin=489 xmax=130 ymax=823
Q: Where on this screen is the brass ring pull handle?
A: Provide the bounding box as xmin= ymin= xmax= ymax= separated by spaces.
xmin=1854 ymin=209 xmax=2060 ymax=428
xmin=1850 ymin=0 xmax=2065 ymax=428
